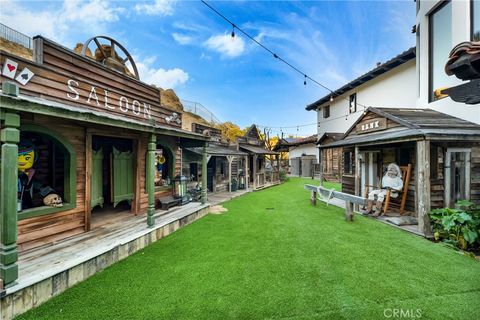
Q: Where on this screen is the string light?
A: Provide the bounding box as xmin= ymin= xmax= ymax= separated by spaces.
xmin=201 ymin=0 xmax=371 ymax=110
xmin=231 ymin=24 xmax=235 ymax=38
xmin=304 ymin=75 xmax=307 ymax=86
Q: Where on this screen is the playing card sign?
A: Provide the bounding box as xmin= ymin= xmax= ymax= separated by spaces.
xmin=2 ymin=58 xmax=18 ymax=79
xmin=15 ymin=67 xmax=34 ymax=85
xmin=0 ymin=58 xmax=35 ymax=86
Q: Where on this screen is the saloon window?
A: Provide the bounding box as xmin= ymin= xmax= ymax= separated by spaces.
xmin=17 ymin=127 xmax=76 ymax=219
xmin=154 ymin=146 xmax=174 ymax=187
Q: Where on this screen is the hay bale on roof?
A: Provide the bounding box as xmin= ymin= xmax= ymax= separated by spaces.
xmin=160 ymin=88 xmax=184 ymax=112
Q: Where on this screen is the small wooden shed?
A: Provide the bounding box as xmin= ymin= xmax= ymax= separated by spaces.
xmin=320 ymin=107 xmax=480 ymax=236
xmin=238 ymin=125 xmax=280 ymax=189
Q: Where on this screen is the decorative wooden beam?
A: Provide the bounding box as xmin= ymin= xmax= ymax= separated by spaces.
xmin=226 ymin=156 xmax=235 ymax=192
xmin=0 ymin=112 xmax=20 ymax=286
xmin=253 ymin=154 xmax=258 ymax=189
xmin=146 ymin=134 xmax=156 ymax=227
xmin=201 ymin=144 xmax=208 ymax=204
xmin=245 ymin=155 xmax=249 ymax=190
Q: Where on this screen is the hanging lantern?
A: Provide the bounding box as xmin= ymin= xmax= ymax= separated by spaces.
xmin=173 ymin=175 xmax=189 ymax=205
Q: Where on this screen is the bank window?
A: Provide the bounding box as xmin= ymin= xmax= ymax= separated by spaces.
xmin=473 ymin=0 xmax=480 ymax=41
xmin=429 ymin=1 xmax=457 ymax=101
xmin=349 ymin=93 xmax=356 ymax=114
xmin=323 ymin=105 xmax=330 ymax=118
xmin=343 ymin=151 xmax=355 ymax=174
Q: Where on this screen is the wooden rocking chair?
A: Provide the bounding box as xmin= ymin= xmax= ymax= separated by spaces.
xmin=364 ymin=164 xmax=412 ymax=215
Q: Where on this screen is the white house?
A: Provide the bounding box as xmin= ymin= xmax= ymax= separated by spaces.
xmin=274 ymin=135 xmax=318 ymax=177
xmin=415 ymin=0 xmax=480 ymax=122
xmin=306 ymin=47 xmax=417 ymax=139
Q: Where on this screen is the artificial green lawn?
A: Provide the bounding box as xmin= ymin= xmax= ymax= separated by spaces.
xmin=18 ymin=178 xmax=479 ymax=319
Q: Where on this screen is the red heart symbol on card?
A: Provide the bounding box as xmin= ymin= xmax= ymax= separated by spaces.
xmin=7 ymin=64 xmax=16 ymax=72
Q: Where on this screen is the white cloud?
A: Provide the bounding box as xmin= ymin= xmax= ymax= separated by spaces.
xmin=136 ymin=56 xmax=189 ymax=89
xmin=204 ymin=34 xmax=245 ymax=58
xmin=134 ymin=0 xmax=175 ymax=16
xmin=0 ymin=0 xmax=123 ymax=45
xmin=172 ymin=33 xmax=193 ymax=45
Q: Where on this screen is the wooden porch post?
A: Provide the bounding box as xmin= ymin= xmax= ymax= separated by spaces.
xmin=0 ymin=111 xmax=20 ymax=286
xmin=416 ymin=139 xmax=432 ymax=237
xmin=276 ymin=154 xmax=280 ymax=173
xmin=354 ymin=146 xmax=361 ymax=211
xmin=146 ymin=133 xmax=156 ymax=227
xmin=318 ymin=148 xmax=324 ymax=186
xmin=201 ymin=144 xmax=208 ymax=204
xmin=245 ymin=155 xmax=249 ymax=190
xmin=227 ymin=155 xmax=234 ymax=192
xmin=253 ymin=154 xmax=258 ymax=189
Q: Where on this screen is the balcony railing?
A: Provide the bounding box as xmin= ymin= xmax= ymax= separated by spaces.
xmin=0 ymin=23 xmax=32 ymax=50
xmin=181 ymin=99 xmax=221 ymax=125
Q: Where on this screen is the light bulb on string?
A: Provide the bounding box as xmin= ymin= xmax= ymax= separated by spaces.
xmin=330 ymin=94 xmax=334 ymax=102
xmin=231 ymin=24 xmax=235 ymax=38
xmin=304 ymin=75 xmax=307 ymax=86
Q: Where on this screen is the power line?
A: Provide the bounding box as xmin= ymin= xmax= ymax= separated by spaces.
xmin=201 ymin=0 xmax=370 ymax=110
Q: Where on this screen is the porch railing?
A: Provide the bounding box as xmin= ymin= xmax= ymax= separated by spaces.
xmin=0 ymin=23 xmax=32 ymax=49
xmin=256 ymin=172 xmax=265 ymax=187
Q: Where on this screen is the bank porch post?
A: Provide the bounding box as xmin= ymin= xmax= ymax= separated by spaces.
xmin=146 ymin=133 xmax=156 ymax=227
xmin=0 ymin=111 xmax=20 ymax=286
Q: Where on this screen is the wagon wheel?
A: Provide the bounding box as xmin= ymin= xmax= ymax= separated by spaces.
xmin=81 ymin=36 xmax=139 ymax=80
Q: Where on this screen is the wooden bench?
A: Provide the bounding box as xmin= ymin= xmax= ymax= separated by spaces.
xmin=158 ymin=196 xmax=181 ymax=210
xmin=304 ymin=184 xmax=367 ymax=221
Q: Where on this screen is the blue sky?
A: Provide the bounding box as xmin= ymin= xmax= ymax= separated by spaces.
xmin=1 ymin=0 xmax=415 ymax=137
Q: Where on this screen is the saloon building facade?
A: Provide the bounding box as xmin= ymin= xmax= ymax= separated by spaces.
xmin=0 ymin=36 xmax=209 ymax=287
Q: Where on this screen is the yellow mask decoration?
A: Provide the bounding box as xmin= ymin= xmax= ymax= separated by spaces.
xmin=18 ymin=142 xmax=35 ymax=172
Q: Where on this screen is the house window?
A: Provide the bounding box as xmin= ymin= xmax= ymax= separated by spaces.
xmin=473 ymin=0 xmax=480 ymax=41
xmin=429 ymin=1 xmax=457 ymax=101
xmin=343 ymin=151 xmax=355 ymax=175
xmin=349 ymin=93 xmax=356 ymax=114
xmin=323 ymin=105 xmax=330 ymax=118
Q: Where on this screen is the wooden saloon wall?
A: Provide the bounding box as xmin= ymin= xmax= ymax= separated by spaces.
xmin=0 ymin=36 xmax=208 ymax=257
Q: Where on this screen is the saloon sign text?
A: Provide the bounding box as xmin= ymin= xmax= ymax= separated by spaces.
xmin=66 ymin=79 xmax=152 ymax=119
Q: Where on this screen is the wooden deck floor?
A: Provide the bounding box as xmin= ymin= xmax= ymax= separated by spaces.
xmin=9 ymin=202 xmax=209 ymax=295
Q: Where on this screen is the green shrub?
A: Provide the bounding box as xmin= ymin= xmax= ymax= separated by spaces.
xmin=279 ymin=170 xmax=289 ymax=182
xmin=429 ymin=201 xmax=480 ymax=250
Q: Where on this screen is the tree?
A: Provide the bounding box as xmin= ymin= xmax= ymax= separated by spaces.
xmin=218 ymin=122 xmax=246 ymax=143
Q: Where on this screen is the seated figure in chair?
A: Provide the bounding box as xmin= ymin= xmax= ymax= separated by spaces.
xmin=364 ymin=163 xmax=403 ymax=216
